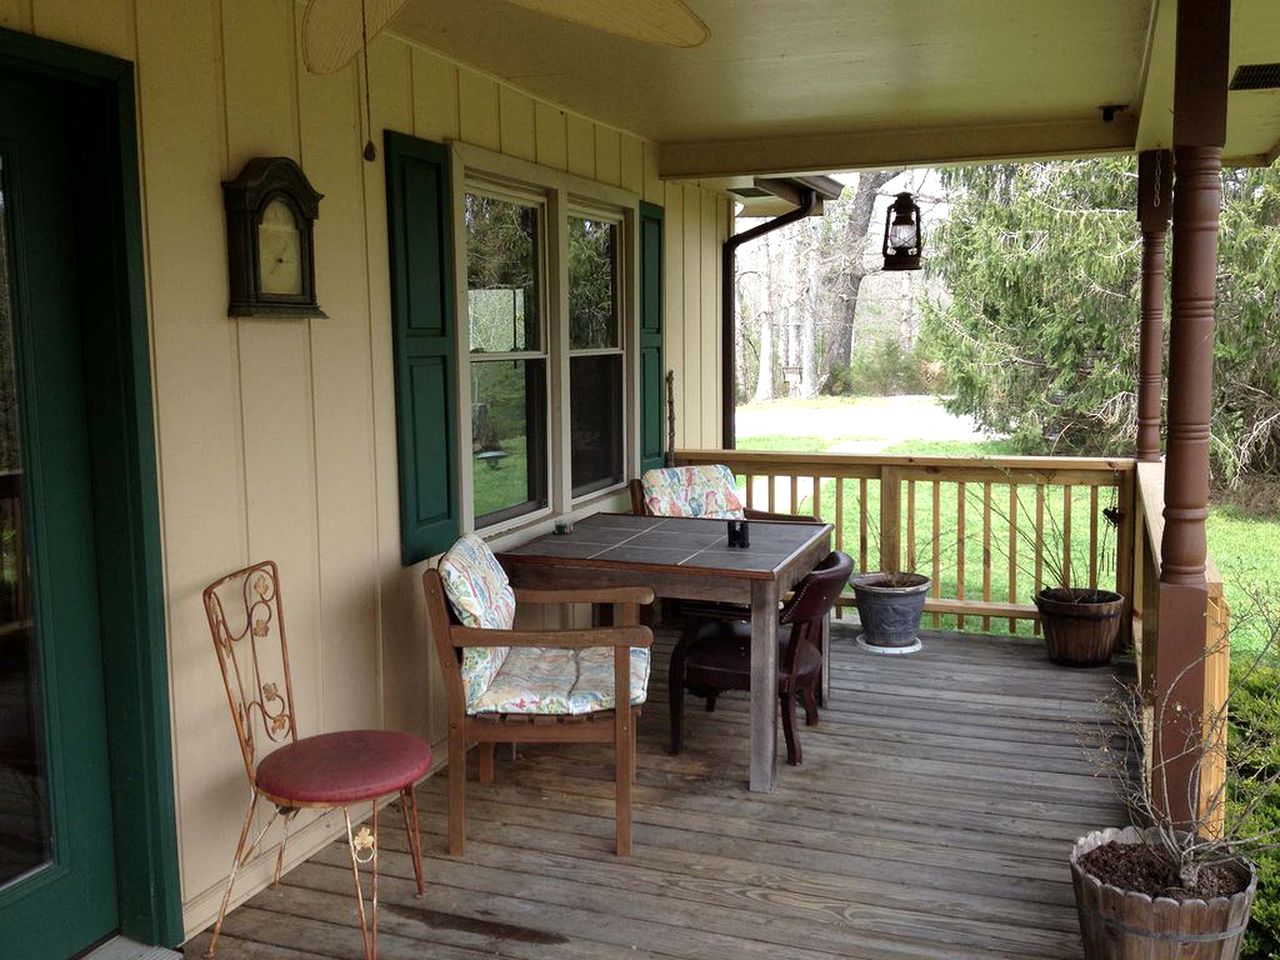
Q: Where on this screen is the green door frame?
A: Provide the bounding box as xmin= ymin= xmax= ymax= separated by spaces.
xmin=0 ymin=26 xmax=183 ymax=948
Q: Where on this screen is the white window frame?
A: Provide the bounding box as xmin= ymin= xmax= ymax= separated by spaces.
xmin=566 ymin=202 xmax=628 ymax=500
xmin=461 ymin=179 xmax=553 ymax=530
xmin=448 ymin=143 xmax=640 ymax=540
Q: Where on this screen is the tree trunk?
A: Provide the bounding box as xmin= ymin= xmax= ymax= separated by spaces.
xmin=753 ymin=309 xmax=773 ymax=403
xmin=753 ymin=233 xmax=775 ymax=403
xmin=824 ymin=170 xmax=897 ymax=380
xmin=800 ymin=220 xmax=819 ymax=398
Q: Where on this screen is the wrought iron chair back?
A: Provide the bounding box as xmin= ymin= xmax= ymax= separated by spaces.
xmin=202 ymin=559 xmax=298 ymax=783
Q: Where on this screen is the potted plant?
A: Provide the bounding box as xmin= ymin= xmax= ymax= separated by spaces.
xmin=988 ymin=480 xmax=1126 ymax=666
xmin=851 ymin=571 xmax=932 ymax=654
xmin=1034 ymin=583 xmax=1125 ymax=667
xmin=1073 ymin=605 xmax=1279 ymax=960
xmin=850 ymin=517 xmax=948 ymax=654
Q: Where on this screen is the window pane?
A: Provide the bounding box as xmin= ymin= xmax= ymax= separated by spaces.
xmin=472 ymin=359 xmax=547 ymax=524
xmin=568 ymin=217 xmax=617 ymax=350
xmin=467 ymin=194 xmax=540 ymax=353
xmin=571 ymin=354 xmax=624 ymax=495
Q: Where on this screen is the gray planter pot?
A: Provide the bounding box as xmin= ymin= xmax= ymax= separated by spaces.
xmin=1071 ymin=827 xmax=1256 ymax=959
xmin=852 ymin=572 xmax=931 ymax=654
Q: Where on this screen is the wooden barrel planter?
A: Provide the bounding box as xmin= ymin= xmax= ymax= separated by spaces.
xmin=1034 ymin=588 xmax=1124 ymax=666
xmin=1071 ymin=828 xmax=1256 ymax=960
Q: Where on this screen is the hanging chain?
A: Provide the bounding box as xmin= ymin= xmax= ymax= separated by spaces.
xmin=1152 ymin=151 xmax=1162 ymax=209
xmin=360 ymin=0 xmax=377 ymax=161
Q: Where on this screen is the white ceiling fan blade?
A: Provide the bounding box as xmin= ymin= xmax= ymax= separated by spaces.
xmin=501 ymin=0 xmax=710 ymax=48
xmin=302 ymin=0 xmax=410 ymax=75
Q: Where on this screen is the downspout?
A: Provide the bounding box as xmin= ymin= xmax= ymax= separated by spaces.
xmin=721 ymin=188 xmax=819 ymax=449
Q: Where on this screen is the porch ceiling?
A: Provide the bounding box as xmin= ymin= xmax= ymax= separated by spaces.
xmin=389 ymin=0 xmax=1280 ymax=180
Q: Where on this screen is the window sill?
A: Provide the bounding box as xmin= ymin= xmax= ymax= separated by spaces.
xmin=571 ymin=480 xmax=629 ymax=509
xmin=480 ymin=485 xmax=632 ymax=553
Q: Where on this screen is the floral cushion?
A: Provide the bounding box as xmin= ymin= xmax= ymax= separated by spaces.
xmin=641 ymin=464 xmax=745 ymax=519
xmin=468 ymin=645 xmax=650 ymax=716
xmin=438 ymin=534 xmax=515 ymax=705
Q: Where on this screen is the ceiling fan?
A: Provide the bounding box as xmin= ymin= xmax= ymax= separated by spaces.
xmin=302 ymin=0 xmax=709 ymax=75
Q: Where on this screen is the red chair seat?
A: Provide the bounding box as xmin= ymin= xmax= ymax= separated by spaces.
xmin=255 ymin=730 xmax=433 ymax=805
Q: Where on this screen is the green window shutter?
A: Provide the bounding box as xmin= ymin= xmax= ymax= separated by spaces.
xmin=639 ymin=201 xmax=665 ymax=472
xmin=385 ymin=131 xmax=458 ymax=564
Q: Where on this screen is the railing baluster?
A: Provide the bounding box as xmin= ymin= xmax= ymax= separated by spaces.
xmin=1034 ymin=485 xmax=1045 ymax=636
xmin=1063 ymin=485 xmax=1073 ymax=588
xmin=879 ymin=466 xmax=902 ymax=573
xmin=932 ymin=480 xmax=941 ymax=629
xmin=768 ymin=474 xmax=776 ymax=513
xmin=1089 ymin=485 xmax=1099 ymax=590
xmin=906 ymin=480 xmax=916 ymax=572
xmin=835 ymin=478 xmax=845 ymax=552
xmin=859 ymin=478 xmax=869 ymax=572
xmin=982 ymin=481 xmax=992 ymax=633
xmin=811 ymin=475 xmax=822 ymax=520
xmin=835 ymin=478 xmax=845 ymax=621
xmin=956 ymin=481 xmax=966 ymax=631
xmin=745 ymin=474 xmax=755 ymax=510
xmin=1008 ymin=483 xmax=1018 ymax=634
xmin=790 ymin=475 xmax=799 ymax=516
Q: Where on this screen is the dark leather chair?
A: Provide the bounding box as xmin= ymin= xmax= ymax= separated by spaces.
xmin=668 ymin=551 xmax=853 ymax=765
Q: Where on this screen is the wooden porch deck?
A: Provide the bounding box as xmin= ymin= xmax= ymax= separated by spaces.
xmin=185 ymin=627 xmax=1129 ymax=960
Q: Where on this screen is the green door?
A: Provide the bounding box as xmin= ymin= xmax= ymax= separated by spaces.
xmin=0 ymin=68 xmax=120 ymax=956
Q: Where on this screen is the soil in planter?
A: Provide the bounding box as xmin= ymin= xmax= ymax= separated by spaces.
xmin=864 ymin=572 xmax=928 ymax=589
xmin=1079 ymin=841 xmax=1250 ymax=901
xmin=1041 ymin=587 xmax=1120 ymax=605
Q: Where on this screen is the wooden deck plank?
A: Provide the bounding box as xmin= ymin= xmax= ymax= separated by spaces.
xmin=186 ymin=629 xmax=1127 ymax=960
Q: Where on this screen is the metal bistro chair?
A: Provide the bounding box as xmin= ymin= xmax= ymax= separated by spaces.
xmin=202 ymin=561 xmax=433 ymax=960
xmin=669 ymin=551 xmax=852 ymax=765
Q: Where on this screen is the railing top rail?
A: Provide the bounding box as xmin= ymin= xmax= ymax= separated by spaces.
xmin=674 ymin=448 xmax=1136 ymax=476
xmin=1135 ymin=459 xmax=1223 ymax=595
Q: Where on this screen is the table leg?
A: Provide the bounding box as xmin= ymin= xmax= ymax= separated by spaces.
xmin=750 ymin=579 xmax=779 ymax=792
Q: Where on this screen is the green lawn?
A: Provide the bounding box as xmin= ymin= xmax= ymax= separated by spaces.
xmin=1206 ymin=505 xmax=1280 ymax=656
xmin=473 ymin=436 xmax=529 ymax=520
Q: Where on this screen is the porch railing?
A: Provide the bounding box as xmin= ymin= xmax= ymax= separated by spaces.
xmin=673 ymin=449 xmax=1137 ymax=635
xmin=1131 ymin=460 xmax=1230 ymax=830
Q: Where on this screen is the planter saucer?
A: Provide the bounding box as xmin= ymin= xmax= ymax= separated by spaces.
xmin=856 ymin=636 xmax=922 ymax=655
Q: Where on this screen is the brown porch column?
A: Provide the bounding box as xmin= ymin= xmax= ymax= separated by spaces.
xmin=1136 ymin=150 xmax=1171 ymax=462
xmin=1154 ymin=0 xmax=1230 ymax=828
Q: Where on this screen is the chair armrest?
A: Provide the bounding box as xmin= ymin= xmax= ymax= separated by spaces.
xmin=744 ymin=508 xmax=819 ymax=523
xmin=451 ymin=625 xmax=653 ymax=650
xmin=514 ymin=586 xmax=655 ymax=607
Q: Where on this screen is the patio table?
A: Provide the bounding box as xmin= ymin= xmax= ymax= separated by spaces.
xmin=498 ymin=512 xmax=833 ymax=792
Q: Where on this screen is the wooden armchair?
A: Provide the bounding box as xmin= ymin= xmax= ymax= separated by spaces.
xmin=422 ymin=536 xmax=654 ymax=857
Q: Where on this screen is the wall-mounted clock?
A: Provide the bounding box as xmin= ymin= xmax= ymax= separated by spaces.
xmin=223 ymin=157 xmax=326 ymax=318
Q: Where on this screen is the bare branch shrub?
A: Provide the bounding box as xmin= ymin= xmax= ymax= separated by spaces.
xmin=1090 ymin=575 xmax=1280 ymax=887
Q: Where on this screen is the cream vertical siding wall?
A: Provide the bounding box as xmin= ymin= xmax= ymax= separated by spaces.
xmin=0 ymin=0 xmax=729 ymax=938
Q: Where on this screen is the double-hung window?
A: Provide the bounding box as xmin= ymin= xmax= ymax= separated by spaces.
xmin=465 ymin=188 xmax=549 ymax=527
xmin=567 ymin=212 xmax=625 ymax=497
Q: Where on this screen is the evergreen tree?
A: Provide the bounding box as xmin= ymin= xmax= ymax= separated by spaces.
xmin=921 ymin=158 xmax=1280 ymax=485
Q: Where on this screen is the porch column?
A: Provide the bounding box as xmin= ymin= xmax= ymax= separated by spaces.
xmin=1154 ymin=0 xmax=1230 ymax=828
xmin=1136 ymin=150 xmax=1171 ymax=462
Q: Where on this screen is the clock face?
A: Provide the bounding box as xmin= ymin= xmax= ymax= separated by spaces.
xmin=257 ymin=198 xmax=303 ymax=297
